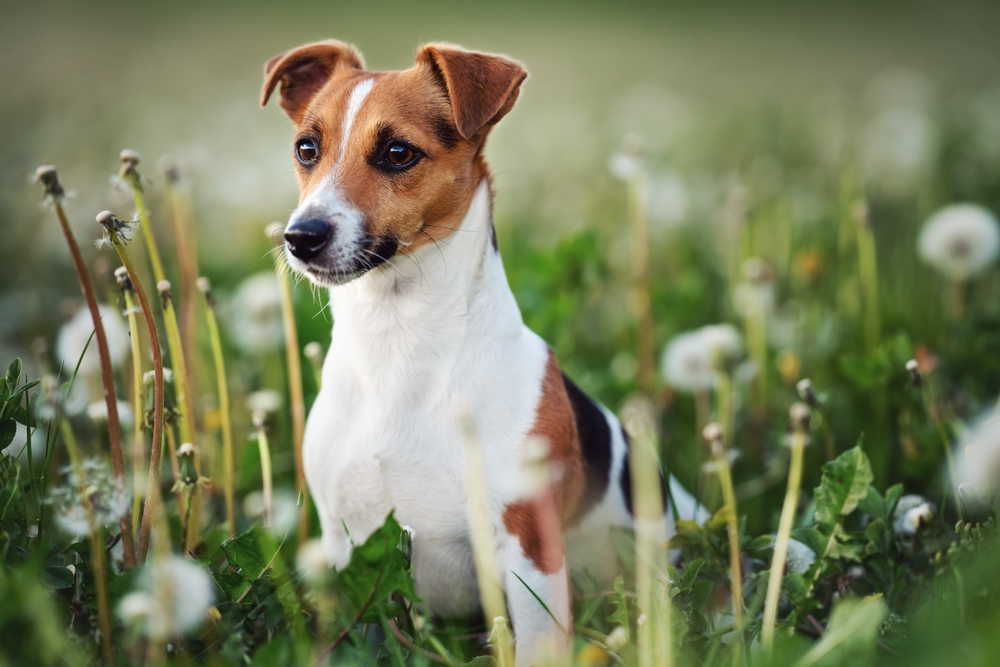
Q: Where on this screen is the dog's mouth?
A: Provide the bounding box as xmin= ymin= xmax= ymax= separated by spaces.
xmin=289 ymin=234 xmax=400 ymax=287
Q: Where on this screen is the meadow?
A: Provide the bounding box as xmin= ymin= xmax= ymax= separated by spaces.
xmin=2 ymin=1 xmax=1000 ymax=666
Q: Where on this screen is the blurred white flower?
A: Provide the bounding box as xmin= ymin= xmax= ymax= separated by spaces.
xmin=956 ymin=413 xmax=1000 ymax=495
xmin=57 ymin=304 xmax=129 ymax=376
xmin=660 ymin=324 xmax=743 ymax=392
xmin=608 ymin=152 xmax=642 ymax=181
xmin=228 ymin=272 xmax=283 ymax=353
xmin=49 ymin=458 xmax=131 ymax=537
xmin=246 ymin=389 xmax=282 ymax=415
xmin=143 ymin=368 xmax=175 ymax=385
xmin=605 ymin=625 xmax=629 ymax=652
xmin=647 ymin=171 xmax=690 ymax=229
xmin=86 ymin=399 xmax=134 ymax=426
xmin=917 ymin=204 xmax=999 ymax=281
xmin=862 ymin=69 xmax=937 ymax=189
xmin=732 ymin=258 xmax=776 ymax=317
xmin=892 ymin=495 xmax=935 ymax=535
xmin=244 ymin=488 xmax=298 ymax=536
xmin=297 ymin=538 xmax=329 ymax=582
xmin=117 ymin=556 xmax=214 ymax=637
xmin=786 ymin=538 xmax=817 ymax=574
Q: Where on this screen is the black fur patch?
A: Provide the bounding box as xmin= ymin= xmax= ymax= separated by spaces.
xmin=619 ymin=427 xmax=669 ymax=517
xmin=431 ymin=114 xmax=459 ymax=149
xmin=562 ymin=373 xmax=612 ymax=524
xmin=366 ymin=235 xmax=399 ymax=268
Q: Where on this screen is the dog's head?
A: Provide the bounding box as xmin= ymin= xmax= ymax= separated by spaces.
xmin=261 ymin=40 xmax=526 ymax=285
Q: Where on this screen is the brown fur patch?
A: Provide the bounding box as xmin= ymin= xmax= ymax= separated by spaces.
xmin=262 ymin=41 xmax=525 ymax=258
xmin=502 ymin=351 xmax=587 ymax=573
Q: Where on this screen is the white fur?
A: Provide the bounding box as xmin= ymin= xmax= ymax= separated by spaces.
xmin=302 ymin=180 xmax=704 ymax=666
xmin=335 ymin=78 xmax=374 ymax=173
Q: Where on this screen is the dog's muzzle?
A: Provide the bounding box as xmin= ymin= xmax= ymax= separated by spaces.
xmin=284 ymin=218 xmax=333 ymax=262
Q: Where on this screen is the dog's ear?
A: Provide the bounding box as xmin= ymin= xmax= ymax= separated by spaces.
xmin=416 ymin=44 xmax=527 ymax=140
xmin=261 ymin=40 xmax=365 ymax=124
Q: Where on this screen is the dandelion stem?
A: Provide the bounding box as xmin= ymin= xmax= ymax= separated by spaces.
xmin=163 ymin=163 xmax=200 ymax=391
xmin=254 ymin=415 xmax=274 ymax=527
xmin=762 ymin=405 xmax=809 ymax=651
xmin=853 ymin=200 xmax=881 ymax=350
xmin=38 ymin=167 xmax=135 ymax=568
xmin=458 ymin=414 xmax=513 ymax=667
xmin=118 ymin=271 xmax=146 ymax=539
xmin=623 ymin=397 xmax=673 ymax=667
xmin=159 ymin=281 xmax=201 ymax=550
xmin=626 ymin=169 xmax=657 ymax=397
xmin=59 ymin=419 xmax=114 ymax=666
xmin=704 ymin=424 xmax=743 ymax=661
xmin=268 ymin=224 xmax=309 ymax=544
xmin=100 ymin=214 xmax=165 ymax=565
xmin=199 ymin=278 xmax=235 ymax=534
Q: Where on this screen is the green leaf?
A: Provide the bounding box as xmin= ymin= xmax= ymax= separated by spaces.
xmin=814 ymin=445 xmax=874 ymax=525
xmin=222 ymin=526 xmax=281 ymax=583
xmin=690 ymin=579 xmax=714 ymax=610
xmin=607 ymin=575 xmax=630 ymax=638
xmin=792 ymin=597 xmax=888 ymax=667
xmin=6 ymin=358 xmax=21 ymax=388
xmin=865 ymin=519 xmax=889 ymax=555
xmin=335 ymin=512 xmax=418 ymax=623
xmin=681 ymin=558 xmax=705 ymax=589
xmin=39 ymin=566 xmax=75 ymax=589
xmin=0 ymin=419 xmax=15 ymax=450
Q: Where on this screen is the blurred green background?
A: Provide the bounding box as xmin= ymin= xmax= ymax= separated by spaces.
xmin=2 ymin=0 xmax=1000 ymax=531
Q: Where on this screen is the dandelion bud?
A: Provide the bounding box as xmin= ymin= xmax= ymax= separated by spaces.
xmin=96 ymin=210 xmax=116 ymax=226
xmin=605 ymin=626 xmax=629 ymax=652
xmin=265 ymin=222 xmax=285 ymax=248
xmin=905 ymin=359 xmax=922 ymax=387
xmin=702 ymin=422 xmax=724 ymax=457
xmin=252 ymin=408 xmax=268 ymax=430
xmin=119 ymin=149 xmax=141 ymax=166
xmin=35 ymin=164 xmax=65 ymax=199
xmin=177 ymin=442 xmax=199 ymax=486
xmin=789 ymin=402 xmax=811 ymax=433
xmin=114 ymin=266 xmax=132 ymax=292
xmin=304 ymin=341 xmax=324 ymax=369
xmin=195 ymin=276 xmax=216 ymax=307
xmin=796 ymin=378 xmax=820 ymax=407
xmin=157 ymin=280 xmax=172 ymax=310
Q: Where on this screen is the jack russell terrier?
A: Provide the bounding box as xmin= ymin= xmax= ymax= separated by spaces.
xmin=261 ymin=40 xmax=704 ymax=665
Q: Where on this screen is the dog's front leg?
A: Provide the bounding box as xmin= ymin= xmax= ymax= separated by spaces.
xmin=503 ymin=540 xmax=572 ymax=667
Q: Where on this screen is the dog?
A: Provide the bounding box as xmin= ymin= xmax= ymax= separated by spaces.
xmin=261 ymin=40 xmax=704 ymax=665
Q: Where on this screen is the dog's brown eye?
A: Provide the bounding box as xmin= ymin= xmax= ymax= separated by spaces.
xmin=386 ymin=143 xmax=415 ymax=166
xmin=295 ymin=139 xmax=319 ymax=165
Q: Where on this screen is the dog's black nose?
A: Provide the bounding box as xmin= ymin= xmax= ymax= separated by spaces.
xmin=284 ymin=219 xmax=333 ymax=261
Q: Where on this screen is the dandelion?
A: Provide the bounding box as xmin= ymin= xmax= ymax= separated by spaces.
xmin=918 ymin=204 xmax=999 ymax=282
xmin=955 ymin=413 xmax=1000 ymax=497
xmin=647 ymin=170 xmax=690 ymax=230
xmin=247 ymin=389 xmax=283 ymax=415
xmin=703 ymin=422 xmax=743 ymax=649
xmin=117 ymin=555 xmax=215 ymax=637
xmin=244 ymin=488 xmax=298 ymax=536
xmin=49 ymin=458 xmax=132 ymax=537
xmin=86 ymin=399 xmax=134 ymax=427
xmin=56 ymin=303 xmax=129 ymax=378
xmin=660 ymin=325 xmax=742 ymax=393
xmin=608 ymin=133 xmax=643 ymax=181
xmin=892 ymin=495 xmax=935 ymax=535
xmin=297 ymin=538 xmax=329 ymax=582
xmin=732 ymin=258 xmax=776 ymax=318
xmin=228 ymin=272 xmax=284 ymax=353
xmin=785 ymin=538 xmax=817 ymax=574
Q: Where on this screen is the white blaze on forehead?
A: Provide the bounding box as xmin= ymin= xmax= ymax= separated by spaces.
xmin=335 ymin=77 xmax=375 ymax=173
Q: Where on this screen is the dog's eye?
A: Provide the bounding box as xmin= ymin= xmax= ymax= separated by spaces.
xmin=295 ymin=139 xmax=320 ymax=166
xmin=382 ymin=142 xmax=420 ymax=169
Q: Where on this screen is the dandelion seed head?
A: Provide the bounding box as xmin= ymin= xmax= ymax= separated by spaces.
xmin=57 ymin=303 xmax=129 ymax=376
xmin=86 ymin=399 xmax=134 ymax=426
xmin=35 ymin=164 xmax=66 ymax=200
xmin=297 ymin=538 xmax=329 ymax=582
xmin=227 ymin=272 xmax=283 ymax=353
xmin=178 ymin=442 xmax=196 ymax=457
xmin=49 ymin=458 xmax=131 ymax=537
xmin=247 ymin=389 xmax=282 ymax=415
xmin=956 ymin=413 xmax=1000 ymax=495
xmin=892 ymin=495 xmax=935 ymax=535
xmin=304 ymin=341 xmax=324 ymax=368
xmin=118 ymin=556 xmax=214 ymax=637
xmin=918 ymin=204 xmax=1000 ymax=281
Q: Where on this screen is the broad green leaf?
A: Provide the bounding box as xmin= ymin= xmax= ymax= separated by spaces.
xmin=814 ymin=446 xmax=874 ymax=525
xmin=858 ymin=485 xmax=885 ymax=519
xmin=0 ymin=420 xmax=15 ymax=450
xmin=39 ymin=566 xmax=74 ymax=590
xmin=681 ymin=558 xmax=705 ymax=589
xmin=6 ymin=358 xmax=21 ymax=388
xmin=335 ymin=512 xmax=418 ymax=623
xmin=792 ymin=596 xmax=888 ymax=667
xmin=222 ymin=526 xmax=281 ymax=582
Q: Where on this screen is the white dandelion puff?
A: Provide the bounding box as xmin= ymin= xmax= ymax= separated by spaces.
xmin=117 ymin=556 xmax=215 ymax=637
xmin=955 ymin=412 xmax=1000 ymax=495
xmin=660 ymin=324 xmax=743 ymax=392
xmin=48 ymin=458 xmax=131 ymax=537
xmin=917 ymin=204 xmax=999 ymax=281
xmin=892 ymin=495 xmax=935 ymax=536
xmin=227 ymin=272 xmax=284 ymax=353
xmin=246 ymin=389 xmax=283 ymax=415
xmin=786 ymin=538 xmax=816 ymax=574
xmin=56 ymin=304 xmax=129 ymax=376
xmin=296 ymin=539 xmax=330 ymax=582
xmin=86 ymin=399 xmax=134 ymax=426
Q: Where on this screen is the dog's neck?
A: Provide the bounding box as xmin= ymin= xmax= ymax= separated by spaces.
xmin=326 ymin=180 xmax=524 ymax=384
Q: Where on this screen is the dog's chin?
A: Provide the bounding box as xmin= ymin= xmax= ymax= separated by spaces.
xmin=298 ymin=264 xmax=369 ymax=287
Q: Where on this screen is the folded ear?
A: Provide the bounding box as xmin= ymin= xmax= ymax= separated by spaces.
xmin=416 ymin=44 xmax=527 ymax=140
xmin=261 ymin=40 xmax=365 ymax=124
